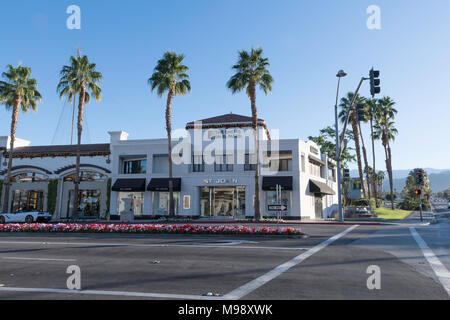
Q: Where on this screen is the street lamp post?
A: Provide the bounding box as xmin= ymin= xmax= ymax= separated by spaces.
xmin=335 ymin=70 xmax=347 ymax=222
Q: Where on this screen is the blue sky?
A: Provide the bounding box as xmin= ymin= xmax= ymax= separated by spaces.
xmin=0 ymin=0 xmax=449 ymax=170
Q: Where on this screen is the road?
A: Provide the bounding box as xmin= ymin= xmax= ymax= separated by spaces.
xmin=0 ymin=209 xmax=449 ymax=300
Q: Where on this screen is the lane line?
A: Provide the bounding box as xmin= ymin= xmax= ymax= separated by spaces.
xmin=0 ymin=240 xmax=306 ymax=251
xmin=410 ymin=227 xmax=450 ymax=297
xmin=223 ymin=225 xmax=359 ymax=300
xmin=1 ymin=257 xmax=76 ymax=262
xmin=0 ymin=287 xmax=223 ymax=300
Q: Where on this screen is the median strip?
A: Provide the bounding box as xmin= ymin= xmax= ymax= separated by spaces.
xmin=0 ymin=223 xmax=302 ymax=236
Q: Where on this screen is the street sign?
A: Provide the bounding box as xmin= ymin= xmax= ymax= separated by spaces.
xmin=268 ymin=205 xmax=287 ymax=212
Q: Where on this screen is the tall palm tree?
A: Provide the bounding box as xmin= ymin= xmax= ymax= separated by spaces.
xmin=339 ymin=92 xmax=366 ymax=198
xmin=366 ymin=98 xmax=381 ymax=206
xmin=57 ymin=54 xmax=102 ymax=220
xmin=357 ymin=98 xmax=371 ymax=199
xmin=227 ymin=48 xmax=273 ymax=221
xmin=148 ymin=52 xmax=191 ymax=216
xmin=374 ymin=96 xmax=398 ymax=210
xmin=0 ymin=64 xmax=42 ymax=213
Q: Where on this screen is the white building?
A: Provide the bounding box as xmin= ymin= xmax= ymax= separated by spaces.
xmin=0 ymin=137 xmax=111 ymax=220
xmin=109 ymin=114 xmax=338 ymax=220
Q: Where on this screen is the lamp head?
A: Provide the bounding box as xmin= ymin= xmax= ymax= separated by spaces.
xmin=336 ymin=70 xmax=347 ymax=78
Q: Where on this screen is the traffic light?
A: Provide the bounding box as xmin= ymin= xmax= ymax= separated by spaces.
xmin=343 ymin=169 xmax=350 ymax=182
xmin=414 ymin=169 xmax=425 ymax=186
xmin=356 ymin=104 xmax=366 ymax=122
xmin=414 ymin=189 xmax=422 ymax=196
xmin=370 ymin=68 xmax=381 ymax=97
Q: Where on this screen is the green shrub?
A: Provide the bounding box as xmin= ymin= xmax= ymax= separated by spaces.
xmin=350 ymin=199 xmax=370 ymax=207
xmin=398 ymin=197 xmax=431 ymax=211
xmin=47 ymin=180 xmax=58 ymax=214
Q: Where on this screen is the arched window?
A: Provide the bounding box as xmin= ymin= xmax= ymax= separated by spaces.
xmin=11 ymin=172 xmax=49 ymax=183
xmin=63 ymin=171 xmax=107 ymax=182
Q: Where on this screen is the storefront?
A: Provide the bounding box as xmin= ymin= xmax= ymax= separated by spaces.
xmin=112 ymin=178 xmax=146 ymax=218
xmin=148 ymin=178 xmax=181 ymax=216
xmin=200 ymin=186 xmax=246 ymax=218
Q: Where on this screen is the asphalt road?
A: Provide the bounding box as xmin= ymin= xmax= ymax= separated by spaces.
xmin=0 ymin=217 xmax=449 ymax=300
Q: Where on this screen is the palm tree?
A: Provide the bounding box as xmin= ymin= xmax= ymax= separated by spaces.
xmin=374 ymin=96 xmax=398 ymax=209
xmin=227 ymin=48 xmax=273 ymax=221
xmin=57 ymin=54 xmax=102 ymax=220
xmin=0 ymin=64 xmax=42 ymax=213
xmin=339 ymin=92 xmax=366 ymax=198
xmin=357 ymin=98 xmax=371 ymax=199
xmin=376 ymin=171 xmax=386 ymax=198
xmin=366 ymin=98 xmax=381 ymax=206
xmin=148 ymin=52 xmax=191 ymax=216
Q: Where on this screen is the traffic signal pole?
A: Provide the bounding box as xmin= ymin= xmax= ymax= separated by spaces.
xmin=419 ymin=191 xmax=423 ymax=222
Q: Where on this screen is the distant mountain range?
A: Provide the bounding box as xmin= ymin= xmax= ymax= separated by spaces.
xmin=350 ymin=168 xmax=450 ymax=193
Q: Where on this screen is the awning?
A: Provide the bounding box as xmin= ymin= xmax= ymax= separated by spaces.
xmin=309 ymin=180 xmax=336 ymax=195
xmin=262 ymin=176 xmax=293 ymax=191
xmin=112 ymin=179 xmax=146 ymax=192
xmin=147 ymin=178 xmax=182 ymax=192
xmin=309 ymin=155 xmax=325 ymax=166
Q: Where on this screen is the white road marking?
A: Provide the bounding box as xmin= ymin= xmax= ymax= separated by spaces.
xmin=0 ymin=287 xmax=223 ymax=300
xmin=0 ymin=240 xmax=305 ymax=251
xmin=410 ymin=227 xmax=450 ymax=297
xmin=223 ymin=225 xmax=359 ymax=300
xmin=1 ymin=257 xmax=76 ymax=262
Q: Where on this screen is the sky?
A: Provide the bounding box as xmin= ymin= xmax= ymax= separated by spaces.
xmin=0 ymin=0 xmax=449 ymax=171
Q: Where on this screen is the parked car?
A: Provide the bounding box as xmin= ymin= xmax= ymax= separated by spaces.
xmin=0 ymin=211 xmax=52 ymax=224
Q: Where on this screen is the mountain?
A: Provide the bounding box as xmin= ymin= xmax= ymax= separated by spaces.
xmin=350 ymin=169 xmax=450 ymax=193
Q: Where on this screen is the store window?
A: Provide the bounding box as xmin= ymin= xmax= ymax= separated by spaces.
xmin=64 ymin=171 xmax=107 ymax=182
xmin=244 ymin=154 xmax=256 ymax=171
xmin=192 ymin=155 xmax=205 ymax=172
xmin=68 ymin=190 xmax=101 ymax=218
xmin=152 ymin=192 xmax=180 ymax=215
xmin=214 ymin=154 xmax=233 ymax=172
xmin=11 ymin=172 xmax=49 ymax=183
xmin=117 ymin=192 xmax=144 ymax=216
xmin=200 ymin=187 xmax=245 ymax=217
xmin=11 ymin=190 xmax=44 ymax=213
xmin=121 ymin=157 xmax=147 ymax=174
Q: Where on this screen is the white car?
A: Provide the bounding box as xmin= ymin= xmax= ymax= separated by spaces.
xmin=0 ymin=211 xmax=52 ymax=224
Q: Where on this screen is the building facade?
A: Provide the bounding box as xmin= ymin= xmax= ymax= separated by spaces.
xmin=0 ymin=137 xmax=111 ymax=220
xmin=109 ymin=114 xmax=338 ymax=220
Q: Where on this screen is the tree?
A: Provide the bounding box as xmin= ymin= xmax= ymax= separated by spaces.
xmin=356 ymin=97 xmax=371 ymax=199
xmin=366 ymin=98 xmax=382 ymax=206
xmin=374 ymin=96 xmax=398 ymax=210
xmin=376 ymin=171 xmax=386 ymax=198
xmin=227 ymin=47 xmax=273 ymax=221
xmin=402 ymin=169 xmax=432 ymax=198
xmin=0 ymin=64 xmax=42 ymax=213
xmin=57 ymin=54 xmax=102 ymax=220
xmin=308 ymin=125 xmax=355 ymax=168
xmin=148 ymin=52 xmax=191 ymax=216
xmin=339 ymin=92 xmax=366 ymax=198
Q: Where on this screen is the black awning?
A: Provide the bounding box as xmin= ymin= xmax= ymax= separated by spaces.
xmin=262 ymin=176 xmax=293 ymax=191
xmin=309 ymin=180 xmax=336 ymax=195
xmin=112 ymin=179 xmax=146 ymax=192
xmin=147 ymin=178 xmax=182 ymax=192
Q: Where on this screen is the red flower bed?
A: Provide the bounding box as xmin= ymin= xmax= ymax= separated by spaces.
xmin=0 ymin=223 xmax=302 ymax=236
